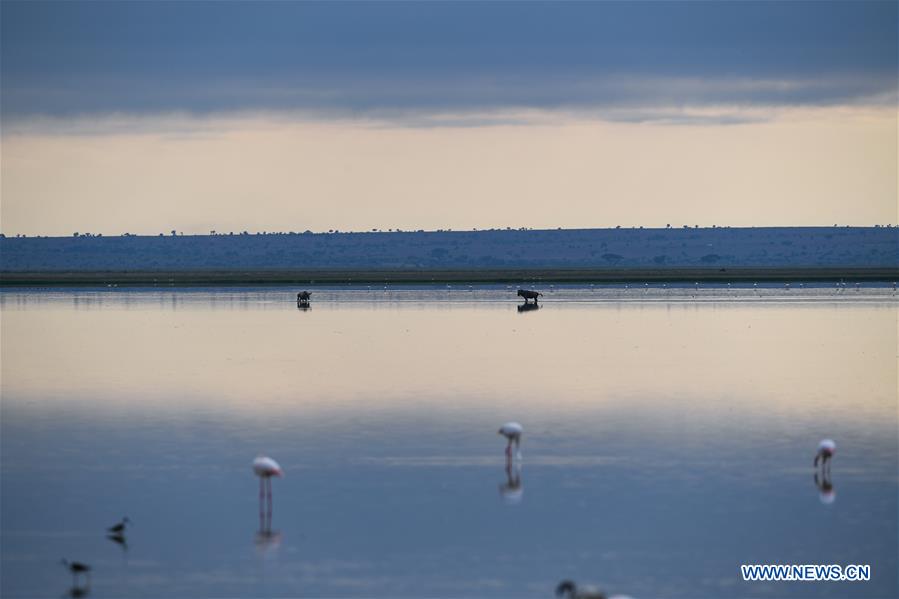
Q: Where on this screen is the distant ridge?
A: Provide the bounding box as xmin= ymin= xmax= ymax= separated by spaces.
xmin=1 ymin=227 xmax=897 ymax=284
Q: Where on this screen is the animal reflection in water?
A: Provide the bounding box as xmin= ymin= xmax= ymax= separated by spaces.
xmin=61 ymin=560 xmax=91 ymax=597
xmin=813 ymin=440 xmax=836 ymax=504
xmin=253 ymin=456 xmax=283 ymax=552
xmin=499 ymin=457 xmax=523 ymax=504
xmin=66 ymin=584 xmax=91 ymax=598
xmin=556 ymin=580 xmax=633 ymax=599
xmin=517 ymin=302 xmax=541 ymax=313
xmin=106 ymin=532 xmax=128 ymax=552
xmin=106 ymin=516 xmax=130 ymax=552
xmin=296 ymin=291 xmax=311 ymax=309
xmin=814 ymin=471 xmax=836 ymax=505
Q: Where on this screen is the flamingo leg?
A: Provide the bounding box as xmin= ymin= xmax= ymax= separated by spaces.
xmin=266 ymin=477 xmax=273 ymax=521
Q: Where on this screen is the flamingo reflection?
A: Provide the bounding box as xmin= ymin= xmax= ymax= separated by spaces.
xmin=814 ymin=471 xmax=836 ymax=505
xmin=499 ymin=457 xmax=523 ymax=504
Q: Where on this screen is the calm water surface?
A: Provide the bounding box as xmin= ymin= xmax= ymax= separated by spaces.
xmin=1 ymin=286 xmax=897 ymax=598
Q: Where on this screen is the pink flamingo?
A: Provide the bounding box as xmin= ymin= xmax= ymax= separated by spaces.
xmin=253 ymin=456 xmax=282 ymax=521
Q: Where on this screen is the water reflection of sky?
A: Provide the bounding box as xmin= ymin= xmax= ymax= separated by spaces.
xmin=1 ymin=287 xmax=896 ymax=598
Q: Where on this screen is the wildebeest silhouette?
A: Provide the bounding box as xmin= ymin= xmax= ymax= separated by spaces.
xmin=517 ymin=289 xmax=542 ymax=304
xmin=296 ymin=291 xmax=311 ymax=305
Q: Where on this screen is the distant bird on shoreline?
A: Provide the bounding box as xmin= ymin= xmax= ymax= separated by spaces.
xmin=108 ymin=517 xmax=130 ymax=534
xmin=61 ymin=560 xmax=91 ymax=586
xmin=498 ymin=422 xmax=523 ymax=459
xmin=556 ymin=580 xmax=632 ymax=599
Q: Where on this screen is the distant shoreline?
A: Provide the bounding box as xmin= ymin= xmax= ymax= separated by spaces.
xmin=2 ymin=267 xmax=897 ymax=286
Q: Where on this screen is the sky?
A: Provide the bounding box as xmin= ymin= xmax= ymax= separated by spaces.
xmin=1 ymin=1 xmax=896 ymax=236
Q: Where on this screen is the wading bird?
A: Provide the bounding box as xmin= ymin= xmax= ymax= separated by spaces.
xmin=61 ymin=560 xmax=91 ymax=586
xmin=107 ymin=517 xmax=130 ymax=534
xmin=253 ymin=455 xmax=283 ymax=516
xmin=814 ymin=439 xmax=835 ymax=472
xmin=556 ymin=580 xmax=632 ymax=599
xmin=498 ymin=422 xmax=523 ymax=459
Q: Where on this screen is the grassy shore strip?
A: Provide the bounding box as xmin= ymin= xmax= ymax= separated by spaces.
xmin=1 ymin=267 xmax=898 ymax=286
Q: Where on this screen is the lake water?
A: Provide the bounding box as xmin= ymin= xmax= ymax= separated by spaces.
xmin=1 ymin=285 xmax=897 ymax=598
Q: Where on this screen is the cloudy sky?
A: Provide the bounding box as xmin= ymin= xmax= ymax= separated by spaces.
xmin=1 ymin=2 xmax=896 ymax=236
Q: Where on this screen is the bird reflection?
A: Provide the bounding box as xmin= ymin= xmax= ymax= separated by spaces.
xmin=814 ymin=471 xmax=836 ymax=505
xmin=255 ymin=494 xmax=282 ymax=553
xmin=106 ymin=532 xmax=128 ymax=552
xmin=65 ymin=584 xmax=90 ymax=598
xmin=255 ymin=517 xmax=282 ymax=554
xmin=517 ymin=302 xmax=541 ymax=313
xmin=499 ymin=457 xmax=523 ymax=504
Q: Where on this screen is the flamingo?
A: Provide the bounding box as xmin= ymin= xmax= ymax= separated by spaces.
xmin=253 ymin=455 xmax=282 ymax=516
xmin=60 ymin=560 xmax=91 ymax=586
xmin=498 ymin=422 xmax=523 ymax=459
xmin=814 ymin=439 xmax=835 ymax=472
xmin=556 ymin=580 xmax=632 ymax=599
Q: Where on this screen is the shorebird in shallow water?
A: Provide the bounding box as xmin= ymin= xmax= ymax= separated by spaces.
xmin=253 ymin=455 xmax=282 ymax=517
xmin=556 ymin=580 xmax=633 ymax=599
xmin=61 ymin=560 xmax=91 ymax=586
xmin=498 ymin=422 xmax=523 ymax=459
xmin=814 ymin=439 xmax=835 ymax=473
xmin=107 ymin=516 xmax=130 ymax=534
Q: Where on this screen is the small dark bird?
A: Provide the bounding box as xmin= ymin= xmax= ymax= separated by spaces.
xmin=61 ymin=560 xmax=91 ymax=585
xmin=108 ymin=517 xmax=130 ymax=534
xmin=556 ymin=580 xmax=632 ymax=599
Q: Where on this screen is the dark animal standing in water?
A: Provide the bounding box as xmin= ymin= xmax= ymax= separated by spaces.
xmin=517 ymin=289 xmax=542 ymax=304
xmin=296 ymin=291 xmax=311 ymax=305
xmin=61 ymin=560 xmax=91 ymax=586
